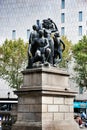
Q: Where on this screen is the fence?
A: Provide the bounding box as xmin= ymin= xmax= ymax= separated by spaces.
xmin=0 ymin=111 xmax=16 ymax=130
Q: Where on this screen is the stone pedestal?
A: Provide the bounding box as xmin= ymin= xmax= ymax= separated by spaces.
xmin=12 ymin=67 xmax=80 ymax=130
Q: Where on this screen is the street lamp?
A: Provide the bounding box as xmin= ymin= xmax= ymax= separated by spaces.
xmin=7 ymin=92 xmax=10 ymax=111
xmin=7 ymin=92 xmax=10 ymax=99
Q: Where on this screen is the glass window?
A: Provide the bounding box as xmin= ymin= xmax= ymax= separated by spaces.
xmin=27 ymin=29 xmax=30 ymax=39
xmin=79 ymin=86 xmax=83 ymax=94
xmin=79 ymin=26 xmax=82 ymax=36
xmin=61 ymin=13 xmax=65 ymax=23
xmin=0 ymin=103 xmax=12 ymax=111
xmin=61 ymin=0 xmax=65 ymax=9
xmin=12 ymin=30 xmax=16 ymax=40
xmin=79 ymin=11 xmax=82 ymax=22
xmin=61 ymin=27 xmax=65 ymax=35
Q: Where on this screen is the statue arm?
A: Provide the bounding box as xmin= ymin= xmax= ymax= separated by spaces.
xmin=50 ymin=19 xmax=58 ymax=32
xmin=29 ymin=33 xmax=33 ymax=44
xmin=60 ymin=39 xmax=65 ymax=52
xmin=52 ymin=22 xmax=58 ymax=32
xmin=28 ymin=44 xmax=32 ymax=57
xmin=44 ymin=39 xmax=49 ymax=49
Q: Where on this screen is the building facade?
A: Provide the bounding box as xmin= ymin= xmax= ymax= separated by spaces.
xmin=0 ymin=0 xmax=87 ymax=44
xmin=0 ymin=0 xmax=87 ymax=115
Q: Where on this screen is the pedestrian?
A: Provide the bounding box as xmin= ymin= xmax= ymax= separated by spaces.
xmin=0 ymin=117 xmax=2 ymax=130
xmin=74 ymin=115 xmax=83 ymax=128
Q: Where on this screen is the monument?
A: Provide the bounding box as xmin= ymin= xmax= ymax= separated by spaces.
xmin=12 ymin=19 xmax=80 ymax=130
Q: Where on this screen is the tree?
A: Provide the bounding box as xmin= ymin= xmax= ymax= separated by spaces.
xmin=73 ymin=35 xmax=87 ymax=89
xmin=0 ymin=38 xmax=28 ymax=89
xmin=0 ymin=36 xmax=72 ymax=89
xmin=59 ymin=36 xmax=73 ymax=68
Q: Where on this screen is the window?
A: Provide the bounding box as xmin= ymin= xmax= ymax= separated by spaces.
xmin=61 ymin=13 xmax=65 ymax=23
xmin=79 ymin=11 xmax=82 ymax=22
xmin=79 ymin=26 xmax=82 ymax=36
xmin=0 ymin=103 xmax=12 ymax=111
xmin=79 ymin=86 xmax=83 ymax=94
xmin=12 ymin=30 xmax=16 ymax=40
xmin=61 ymin=27 xmax=65 ymax=35
xmin=27 ymin=29 xmax=30 ymax=39
xmin=61 ymin=0 xmax=65 ymax=9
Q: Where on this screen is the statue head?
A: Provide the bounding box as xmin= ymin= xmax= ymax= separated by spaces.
xmin=43 ymin=30 xmax=48 ymax=37
xmin=48 ymin=18 xmax=53 ymax=23
xmin=54 ymin=32 xmax=60 ymax=37
xmin=32 ymin=25 xmax=38 ymax=31
xmin=36 ymin=19 xmax=40 ymax=26
xmin=38 ymin=30 xmax=44 ymax=37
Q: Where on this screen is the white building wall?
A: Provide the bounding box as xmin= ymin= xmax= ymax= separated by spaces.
xmin=0 ymin=0 xmax=87 ymax=44
xmin=0 ymin=0 xmax=60 ymax=44
xmin=62 ymin=0 xmax=87 ymax=43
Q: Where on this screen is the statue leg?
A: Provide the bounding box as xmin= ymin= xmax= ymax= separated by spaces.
xmin=45 ymin=48 xmax=51 ymax=63
xmin=48 ymin=52 xmax=53 ymax=65
xmin=58 ymin=50 xmax=62 ymax=62
xmin=26 ymin=53 xmax=33 ymax=69
xmin=54 ymin=51 xmax=62 ymax=66
xmin=53 ymin=50 xmax=58 ymax=65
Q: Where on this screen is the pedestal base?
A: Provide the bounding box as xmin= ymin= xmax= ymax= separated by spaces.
xmin=12 ymin=67 xmax=80 ymax=130
xmin=12 ymin=120 xmax=80 ymax=130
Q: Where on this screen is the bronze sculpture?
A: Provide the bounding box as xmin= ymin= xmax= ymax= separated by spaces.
xmin=26 ymin=18 xmax=65 ymax=69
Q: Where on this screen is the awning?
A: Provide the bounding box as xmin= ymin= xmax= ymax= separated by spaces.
xmin=74 ymin=101 xmax=87 ymax=108
xmin=0 ymin=100 xmax=18 ymax=103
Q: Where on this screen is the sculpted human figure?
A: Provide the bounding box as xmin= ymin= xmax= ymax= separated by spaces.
xmin=42 ymin=18 xmax=58 ymax=34
xmin=47 ymin=18 xmax=58 ymax=33
xmin=26 ymin=25 xmax=39 ymax=68
xmin=36 ymin=19 xmax=42 ymax=30
xmin=44 ymin=29 xmax=54 ymax=65
xmin=53 ymin=32 xmax=65 ymax=66
xmin=26 ymin=19 xmax=65 ymax=69
xmin=32 ymin=30 xmax=51 ymax=65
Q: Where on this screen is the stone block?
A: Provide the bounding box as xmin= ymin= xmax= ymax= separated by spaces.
xmin=42 ymin=96 xmax=53 ymax=104
xmin=54 ymin=113 xmax=64 ymax=120
xmin=70 ymin=105 xmax=74 ymax=112
xmin=17 ymin=113 xmax=23 ymax=121
xmin=54 ymin=97 xmax=64 ymax=104
xmin=29 ymin=105 xmax=41 ymax=112
xmin=22 ymin=67 xmax=70 ymax=90
xmin=18 ymin=112 xmax=41 ymax=122
xmin=59 ymin=105 xmax=69 ymax=112
xmin=48 ymin=105 xmax=58 ymax=112
xmin=64 ymin=113 xmax=74 ymax=120
xmin=64 ymin=97 xmax=74 ymax=105
xmin=18 ymin=96 xmax=41 ymax=105
xmin=42 ymin=113 xmax=53 ymax=121
xmin=42 ymin=105 xmax=48 ymax=112
xmin=23 ymin=73 xmax=42 ymax=87
xmin=18 ymin=104 xmax=29 ymax=112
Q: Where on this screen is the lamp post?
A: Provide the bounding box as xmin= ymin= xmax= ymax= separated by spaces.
xmin=7 ymin=92 xmax=10 ymax=99
xmin=7 ymin=92 xmax=10 ymax=111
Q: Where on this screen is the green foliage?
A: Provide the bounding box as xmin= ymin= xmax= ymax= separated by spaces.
xmin=73 ymin=35 xmax=87 ymax=88
xmin=0 ymin=38 xmax=28 ymax=89
xmin=59 ymin=36 xmax=73 ymax=68
xmin=0 ymin=36 xmax=73 ymax=89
